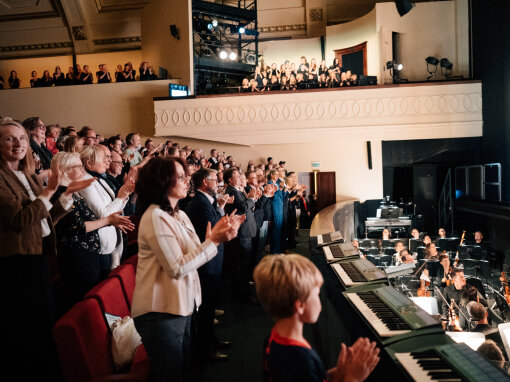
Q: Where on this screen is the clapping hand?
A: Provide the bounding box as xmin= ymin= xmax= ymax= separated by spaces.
xmin=118 ymin=180 xmax=135 ymax=200
xmin=217 ymin=194 xmax=234 ymax=209
xmin=247 ymin=187 xmax=257 ymax=200
xmin=64 ymin=177 xmax=96 ymax=195
xmin=107 ymin=212 xmax=135 ymax=233
xmin=330 ymin=338 xmax=380 ymax=382
xmin=205 ymin=211 xmax=240 ymax=244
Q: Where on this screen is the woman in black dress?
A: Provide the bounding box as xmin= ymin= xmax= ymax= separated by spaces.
xmin=240 ymin=78 xmax=251 ymax=92
xmin=270 ymin=63 xmax=280 ymax=79
xmin=51 ymin=151 xmax=134 ymax=309
xmin=270 ymin=75 xmax=281 ymax=91
xmin=53 ymin=66 xmax=66 ymax=86
xmin=39 ymin=70 xmax=53 ymax=87
xmin=254 ymin=66 xmax=263 ymax=88
xmin=8 ymin=71 xmax=20 ymax=89
xmin=318 ymin=60 xmax=328 ymax=78
xmin=139 ymin=61 xmax=157 ymax=81
xmin=65 ymin=67 xmax=75 ymax=85
xmin=79 ymin=65 xmax=93 ymax=84
xmin=123 ymin=62 xmax=136 ymax=81
xmin=115 ymin=65 xmax=124 ymax=82
xmin=30 ymin=71 xmax=39 ymax=88
xmin=329 ymin=58 xmax=341 ymax=81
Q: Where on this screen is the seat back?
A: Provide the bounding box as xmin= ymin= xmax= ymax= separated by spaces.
xmin=123 ymin=254 xmax=138 ymax=269
xmin=84 ymin=277 xmax=130 ymax=317
xmin=109 ymin=264 xmax=136 ymax=309
xmin=53 ymin=299 xmax=113 ymax=382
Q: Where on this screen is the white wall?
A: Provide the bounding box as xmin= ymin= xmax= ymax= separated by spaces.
xmin=376 ymin=2 xmax=458 ymax=83
xmin=259 ymin=37 xmax=322 ymax=69
xmin=326 ymin=7 xmax=381 ymax=80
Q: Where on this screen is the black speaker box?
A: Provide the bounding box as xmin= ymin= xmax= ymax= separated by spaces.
xmin=395 ymin=0 xmax=415 ymax=17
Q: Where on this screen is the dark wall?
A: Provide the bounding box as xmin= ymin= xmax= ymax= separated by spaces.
xmin=471 ymin=0 xmax=510 ymax=201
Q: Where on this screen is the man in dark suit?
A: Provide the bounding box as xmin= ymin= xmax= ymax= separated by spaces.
xmin=187 ymin=168 xmax=232 ymax=363
xmin=223 ymin=167 xmax=257 ymax=301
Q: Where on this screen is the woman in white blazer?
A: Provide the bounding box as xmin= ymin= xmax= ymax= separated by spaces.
xmin=79 ymin=145 xmax=134 ymax=278
xmin=131 ymin=157 xmax=242 ymax=382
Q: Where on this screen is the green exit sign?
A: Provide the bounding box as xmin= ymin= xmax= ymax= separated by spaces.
xmin=312 ymin=161 xmax=320 ymax=168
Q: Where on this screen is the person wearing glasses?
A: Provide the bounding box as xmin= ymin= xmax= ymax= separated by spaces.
xmin=79 ymin=145 xmax=135 ymax=279
xmin=78 ymin=126 xmax=98 ymax=146
xmin=23 ymin=117 xmax=53 ymax=176
xmin=132 ymin=157 xmax=243 ymax=381
xmin=50 ymin=151 xmax=134 ymax=308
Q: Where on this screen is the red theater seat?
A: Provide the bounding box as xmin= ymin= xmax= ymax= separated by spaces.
xmin=53 ymin=298 xmax=147 ymax=382
xmin=109 ymin=264 xmax=136 ymax=309
xmin=123 ymin=254 xmax=138 ymax=269
xmin=84 ymin=277 xmax=130 ymax=318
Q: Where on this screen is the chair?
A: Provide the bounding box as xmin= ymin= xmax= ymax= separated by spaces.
xmin=84 ymin=277 xmax=130 ymax=317
xmin=53 ymin=298 xmax=148 ymax=382
xmin=109 ymin=264 xmax=136 ymax=309
xmin=123 ymin=254 xmax=138 ymax=269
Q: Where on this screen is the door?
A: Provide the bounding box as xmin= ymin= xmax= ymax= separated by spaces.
xmin=310 ymin=171 xmax=336 ymax=212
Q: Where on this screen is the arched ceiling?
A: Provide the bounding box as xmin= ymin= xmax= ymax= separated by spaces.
xmin=0 ymin=0 xmax=441 ymax=59
xmin=0 ymin=0 xmax=144 ymax=58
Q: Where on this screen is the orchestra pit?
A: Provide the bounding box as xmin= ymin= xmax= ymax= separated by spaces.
xmin=0 ymin=0 xmax=509 ymax=381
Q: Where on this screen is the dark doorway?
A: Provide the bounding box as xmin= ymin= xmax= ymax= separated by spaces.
xmin=310 ymin=171 xmax=336 ymax=212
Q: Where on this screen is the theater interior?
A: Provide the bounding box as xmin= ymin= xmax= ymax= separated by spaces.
xmin=1 ymin=0 xmax=509 ymax=381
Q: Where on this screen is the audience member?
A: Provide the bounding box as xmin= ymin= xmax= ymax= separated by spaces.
xmin=8 ymin=70 xmax=20 ymax=89
xmin=45 ymin=124 xmax=60 ymax=155
xmin=131 ymin=157 xmax=241 ymax=381
xmin=254 ymin=254 xmax=380 ymax=382
xmin=53 ymin=66 xmax=66 ymax=86
xmin=23 ymin=116 xmax=53 ymax=175
xmin=96 ymin=64 xmax=112 ymax=84
xmin=124 ymin=132 xmax=143 ymax=166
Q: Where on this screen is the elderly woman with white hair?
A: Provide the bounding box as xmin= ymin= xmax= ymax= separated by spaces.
xmin=79 ymin=145 xmax=135 ymax=277
xmin=51 ymin=151 xmax=135 ymax=307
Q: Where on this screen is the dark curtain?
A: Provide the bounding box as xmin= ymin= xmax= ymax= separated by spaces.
xmin=341 ymin=50 xmax=363 ymax=75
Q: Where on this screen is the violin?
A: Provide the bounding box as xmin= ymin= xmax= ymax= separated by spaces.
xmin=453 ymin=231 xmax=466 ymax=269
xmin=417 ymin=269 xmax=431 ymax=297
xmin=448 ymin=298 xmax=462 ymax=332
xmin=500 ymin=272 xmax=510 ymax=305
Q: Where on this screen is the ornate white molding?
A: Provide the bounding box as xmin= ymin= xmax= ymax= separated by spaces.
xmin=154 ymin=82 xmax=482 ymax=145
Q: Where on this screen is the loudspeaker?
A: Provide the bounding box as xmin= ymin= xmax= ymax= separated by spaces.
xmin=395 ymin=0 xmax=415 ymax=17
xmin=170 ymin=25 xmax=179 ymax=39
xmin=366 ymin=141 xmax=373 ymax=170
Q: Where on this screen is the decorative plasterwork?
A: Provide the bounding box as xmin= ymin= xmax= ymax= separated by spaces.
xmin=93 ymin=36 xmax=141 ymax=45
xmin=0 ymin=41 xmax=73 ymax=52
xmin=258 ymin=24 xmax=306 ymax=33
xmin=93 ymin=0 xmax=149 ymax=12
xmin=154 ymin=82 xmax=483 ymax=145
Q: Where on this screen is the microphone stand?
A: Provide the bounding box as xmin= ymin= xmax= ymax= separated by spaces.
xmin=434 ymin=285 xmax=471 ymax=332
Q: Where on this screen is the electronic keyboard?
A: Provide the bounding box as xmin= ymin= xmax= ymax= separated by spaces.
xmin=343 ymin=284 xmax=441 ymax=339
xmin=390 ymin=342 xmax=509 ymax=382
xmin=316 ymin=231 xmax=343 ymax=246
xmin=330 ymin=258 xmax=387 ymax=287
xmin=323 ymin=242 xmax=361 ymax=262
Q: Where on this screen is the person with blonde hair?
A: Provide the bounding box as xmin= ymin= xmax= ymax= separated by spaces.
xmin=51 ymin=151 xmax=134 ymax=307
xmin=79 ymin=145 xmax=135 ymax=275
xmin=254 ymin=254 xmax=380 ymax=382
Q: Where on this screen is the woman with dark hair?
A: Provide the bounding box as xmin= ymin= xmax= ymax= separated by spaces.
xmin=329 ymin=58 xmax=341 ymax=81
xmin=131 ymin=156 xmax=242 ymax=382
xmin=8 ymin=71 xmax=20 ymax=89
xmin=123 ymin=62 xmax=136 ymax=81
xmin=0 ymin=118 xmax=92 ymax=380
xmin=115 ymin=64 xmax=125 ymax=82
xmin=23 ymin=117 xmax=53 ymax=176
xmin=30 ymin=70 xmax=39 ymax=87
xmin=53 ymin=66 xmax=66 ymax=86
xmin=424 ymin=242 xmax=440 ymax=260
xmin=39 ymin=70 xmax=53 ymax=87
xmin=79 ymin=65 xmax=93 ymax=84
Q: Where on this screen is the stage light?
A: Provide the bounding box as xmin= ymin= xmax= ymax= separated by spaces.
xmin=212 ymin=19 xmax=218 ymax=27
xmin=207 ymin=23 xmax=213 ymax=30
xmin=202 ymin=47 xmax=212 ymax=57
xmin=239 ymin=27 xmax=246 ymax=34
xmin=245 ymin=53 xmax=256 ymax=65
xmin=219 ymin=50 xmax=228 ymax=60
xmin=440 ymin=58 xmax=453 ymax=77
xmin=396 ymin=63 xmax=403 ymax=70
xmin=385 ymin=61 xmax=406 ymax=83
xmin=425 ymin=56 xmax=439 ymax=80
xmin=229 ymin=52 xmax=237 ymax=61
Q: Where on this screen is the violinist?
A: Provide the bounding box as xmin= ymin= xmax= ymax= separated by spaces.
xmin=382 ymin=228 xmax=391 ymax=240
xmin=396 ymin=249 xmax=414 ymax=265
xmin=423 ymin=235 xmax=432 ymax=245
xmin=441 ymin=269 xmax=467 ymax=319
xmin=424 ymin=242 xmax=440 ymax=260
xmin=435 ymin=227 xmax=447 ymax=244
xmin=411 ymin=228 xmax=420 ymax=240
xmin=467 ymin=302 xmax=502 ymax=350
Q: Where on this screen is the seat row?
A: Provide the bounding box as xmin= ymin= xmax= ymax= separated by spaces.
xmin=52 ymin=255 xmax=149 ymax=382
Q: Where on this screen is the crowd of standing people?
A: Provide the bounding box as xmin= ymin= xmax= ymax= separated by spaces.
xmin=0 ymin=61 xmax=158 ymax=89
xmin=0 ymin=115 xmax=319 ymax=381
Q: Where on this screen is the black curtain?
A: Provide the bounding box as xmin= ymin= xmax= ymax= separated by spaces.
xmin=341 ymin=50 xmax=363 ymax=75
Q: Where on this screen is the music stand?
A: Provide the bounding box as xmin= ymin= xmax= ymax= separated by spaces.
xmin=410 ymin=297 xmax=439 ymax=316
xmin=445 ymin=331 xmax=486 ymax=351
xmin=382 ymin=239 xmax=392 ymax=248
xmin=384 ymin=248 xmax=395 ymax=256
xmin=410 ymin=239 xmax=420 ymax=253
xmin=416 ymin=246 xmax=426 ymax=260
xmin=366 ymin=254 xmax=379 ymax=266
xmin=498 ymin=322 xmax=510 ymax=361
xmin=437 ymin=239 xmax=449 ymax=252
